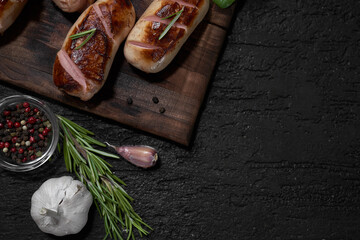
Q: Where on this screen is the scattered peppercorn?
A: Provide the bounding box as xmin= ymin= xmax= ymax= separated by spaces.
xmin=159 ymin=107 xmax=166 ymax=114
xmin=127 ymin=97 xmax=133 ymax=105
xmin=0 ymin=101 xmax=52 ymax=164
xmin=152 ymin=97 xmax=159 ymax=104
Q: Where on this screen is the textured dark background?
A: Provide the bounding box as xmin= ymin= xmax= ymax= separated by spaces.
xmin=1 ymin=0 xmax=360 ymax=239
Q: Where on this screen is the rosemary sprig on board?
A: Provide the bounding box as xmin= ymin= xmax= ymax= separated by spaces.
xmin=69 ymin=28 xmax=97 ymax=50
xmin=57 ymin=115 xmax=151 ymax=240
xmin=158 ymin=7 xmax=184 ymax=40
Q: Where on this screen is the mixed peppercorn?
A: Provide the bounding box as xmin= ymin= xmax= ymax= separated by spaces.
xmin=0 ymin=101 xmax=52 ymax=164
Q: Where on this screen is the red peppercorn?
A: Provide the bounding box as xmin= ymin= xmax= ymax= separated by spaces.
xmin=14 ymin=122 xmax=21 ymax=128
xmin=27 ymin=117 xmax=36 ymax=124
xmin=28 ymin=146 xmax=33 ymax=150
xmin=11 ymin=136 xmax=17 ymax=143
xmin=30 ymin=136 xmax=35 ymax=143
xmin=43 ymin=127 xmax=50 ymax=136
xmin=10 ymin=147 xmax=16 ymax=153
xmin=30 ymin=155 xmax=36 ymax=160
xmin=29 ymin=128 xmax=35 ymax=134
xmin=34 ymin=108 xmax=39 ymax=113
xmin=7 ymin=121 xmax=13 ymax=128
xmin=38 ymin=134 xmax=44 ymax=140
xmin=18 ymin=148 xmax=24 ymax=154
xmin=4 ymin=142 xmax=10 ymax=148
xmin=23 ymin=102 xmax=30 ymax=108
xmin=25 ymin=107 xmax=31 ymax=113
xmin=0 ymin=123 xmax=3 ymax=129
xmin=22 ymin=157 xmax=27 ymax=163
xmin=3 ymin=110 xmax=10 ymax=116
xmin=0 ymin=142 xmax=4 ymax=148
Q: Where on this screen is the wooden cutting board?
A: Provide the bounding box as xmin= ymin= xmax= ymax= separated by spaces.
xmin=0 ymin=0 xmax=236 ymax=145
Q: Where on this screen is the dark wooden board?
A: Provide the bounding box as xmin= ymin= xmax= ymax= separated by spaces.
xmin=0 ymin=0 xmax=235 ymax=145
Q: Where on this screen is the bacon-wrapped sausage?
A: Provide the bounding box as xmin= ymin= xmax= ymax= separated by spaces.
xmin=124 ymin=0 xmax=209 ymax=73
xmin=0 ymin=0 xmax=27 ymax=34
xmin=53 ymin=0 xmax=135 ymax=101
xmin=52 ymin=0 xmax=95 ymax=13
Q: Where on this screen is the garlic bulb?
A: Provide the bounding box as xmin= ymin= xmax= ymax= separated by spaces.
xmin=30 ymin=176 xmax=93 ymax=236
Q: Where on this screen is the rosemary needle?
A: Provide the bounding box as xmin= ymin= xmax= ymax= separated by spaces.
xmin=69 ymin=28 xmax=97 ymax=50
xmin=158 ymin=7 xmax=184 ymax=40
xmin=161 ymin=11 xmax=179 ymax=20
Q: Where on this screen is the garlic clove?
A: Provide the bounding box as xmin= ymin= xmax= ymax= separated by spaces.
xmin=31 ymin=176 xmax=93 ymax=236
xmin=106 ymin=143 xmax=158 ymax=168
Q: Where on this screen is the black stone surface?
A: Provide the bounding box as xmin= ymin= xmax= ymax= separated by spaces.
xmin=1 ymin=0 xmax=360 ymax=239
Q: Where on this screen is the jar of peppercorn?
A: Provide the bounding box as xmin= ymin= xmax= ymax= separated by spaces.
xmin=0 ymin=95 xmax=59 ymax=172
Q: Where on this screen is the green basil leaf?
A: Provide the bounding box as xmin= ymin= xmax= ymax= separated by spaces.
xmin=213 ymin=0 xmax=236 ymax=8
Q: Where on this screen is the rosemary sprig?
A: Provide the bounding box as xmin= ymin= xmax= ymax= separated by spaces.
xmin=158 ymin=7 xmax=184 ymax=40
xmin=57 ymin=115 xmax=151 ymax=240
xmin=69 ymin=28 xmax=97 ymax=50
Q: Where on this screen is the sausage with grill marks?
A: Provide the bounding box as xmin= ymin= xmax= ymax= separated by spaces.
xmin=52 ymin=0 xmax=95 ymax=13
xmin=53 ymin=0 xmax=135 ymax=101
xmin=123 ymin=0 xmax=209 ymax=73
xmin=0 ymin=0 xmax=27 ymax=34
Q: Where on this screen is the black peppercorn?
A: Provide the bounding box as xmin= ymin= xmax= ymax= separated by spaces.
xmin=152 ymin=97 xmax=159 ymax=104
xmin=3 ymin=136 xmax=11 ymax=142
xmin=159 ymin=107 xmax=166 ymax=114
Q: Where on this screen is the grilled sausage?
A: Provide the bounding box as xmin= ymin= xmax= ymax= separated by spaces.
xmin=123 ymin=0 xmax=209 ymax=73
xmin=0 ymin=0 xmax=27 ymax=34
xmin=52 ymin=0 xmax=95 ymax=13
xmin=53 ymin=0 xmax=135 ymax=101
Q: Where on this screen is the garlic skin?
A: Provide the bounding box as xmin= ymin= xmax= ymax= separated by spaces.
xmin=30 ymin=176 xmax=93 ymax=236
